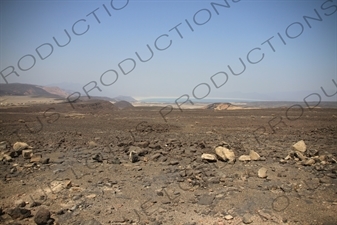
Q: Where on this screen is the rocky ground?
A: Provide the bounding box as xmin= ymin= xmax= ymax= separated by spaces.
xmin=0 ymin=100 xmax=337 ymax=225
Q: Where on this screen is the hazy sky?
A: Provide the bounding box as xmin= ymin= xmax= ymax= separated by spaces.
xmin=1 ymin=0 xmax=336 ymax=101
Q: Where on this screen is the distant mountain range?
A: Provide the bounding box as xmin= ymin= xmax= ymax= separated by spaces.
xmin=0 ymin=83 xmax=68 ymax=98
xmin=112 ymin=95 xmax=137 ymax=102
xmin=0 ymin=83 xmax=137 ymax=103
xmin=1 ymin=82 xmax=335 ymax=103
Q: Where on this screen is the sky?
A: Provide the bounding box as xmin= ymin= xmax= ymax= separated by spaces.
xmin=1 ymin=0 xmax=336 ymax=102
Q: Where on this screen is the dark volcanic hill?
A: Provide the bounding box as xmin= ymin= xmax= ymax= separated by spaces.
xmin=114 ymin=100 xmax=134 ymax=109
xmin=0 ymin=83 xmax=66 ymax=98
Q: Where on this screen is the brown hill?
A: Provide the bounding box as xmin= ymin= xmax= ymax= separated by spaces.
xmin=0 ymin=83 xmax=64 ymax=98
xmin=40 ymin=86 xmax=69 ymax=98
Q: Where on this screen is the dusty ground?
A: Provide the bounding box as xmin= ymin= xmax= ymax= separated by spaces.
xmin=0 ymin=98 xmax=337 ymax=225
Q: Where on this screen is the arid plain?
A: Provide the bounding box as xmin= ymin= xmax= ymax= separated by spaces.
xmin=0 ymin=94 xmax=337 ymax=225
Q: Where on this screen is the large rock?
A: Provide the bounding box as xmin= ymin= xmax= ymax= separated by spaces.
xmin=13 ymin=142 xmax=32 ymax=151
xmin=34 ymin=208 xmax=51 ymax=225
xmin=215 ymin=146 xmax=236 ymax=162
xmin=8 ymin=207 xmax=31 ymax=219
xmin=292 ymin=140 xmax=306 ymax=153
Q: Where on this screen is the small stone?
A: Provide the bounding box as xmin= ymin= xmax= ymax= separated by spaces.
xmin=30 ymin=154 xmax=42 ymax=163
xmin=9 ymin=151 xmax=19 ymax=158
xmin=220 ymin=176 xmax=226 ymax=182
xmin=137 ymin=141 xmax=149 ymax=148
xmin=14 ymin=199 xmax=26 ymax=207
xmin=257 ymin=210 xmax=272 ymax=220
xmin=156 ymin=189 xmax=164 ymax=196
xmin=34 ymin=208 xmax=51 ymax=225
xmin=151 ymin=153 xmax=162 ymax=161
xmin=86 ymin=194 xmax=97 ymax=199
xmin=24 ymin=163 xmax=36 ymax=168
xmin=138 ymin=149 xmax=148 ymax=156
xmin=65 ymin=180 xmax=72 ymax=189
xmin=30 ymin=202 xmax=42 ymax=208
xmin=249 ymin=150 xmax=261 ymax=161
xmin=88 ymin=141 xmax=98 ymax=148
xmin=41 ymin=158 xmax=50 ymax=164
xmin=294 ymin=151 xmax=306 ymax=161
xmin=201 ymin=153 xmax=217 ymax=162
xmin=224 ymin=215 xmax=233 ymax=220
xmin=129 ymin=150 xmax=138 ymax=163
xmin=3 ymin=154 xmax=12 ymax=162
xmin=292 ymin=140 xmax=306 ymax=153
xmin=318 ymin=155 xmax=327 ymax=162
xmin=73 ymin=194 xmax=83 ymax=200
xmin=279 ymin=159 xmax=287 ymax=164
xmin=0 ymin=141 xmax=7 ymax=150
xmin=242 ymin=213 xmax=253 ymax=224
xmin=22 ymin=150 xmax=33 ymax=159
xmin=108 ymin=158 xmax=121 ymax=164
xmin=239 ymin=155 xmax=251 ymax=161
xmin=168 ymin=160 xmax=179 ymax=165
xmin=303 ymin=158 xmax=315 ymax=166
xmin=258 ymin=167 xmax=267 ymax=178
xmin=284 ymin=154 xmax=292 ymax=160
xmin=92 ymin=153 xmax=103 ymax=162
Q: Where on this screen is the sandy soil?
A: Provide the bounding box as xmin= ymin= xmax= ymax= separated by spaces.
xmin=0 ymin=99 xmax=336 ymax=225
